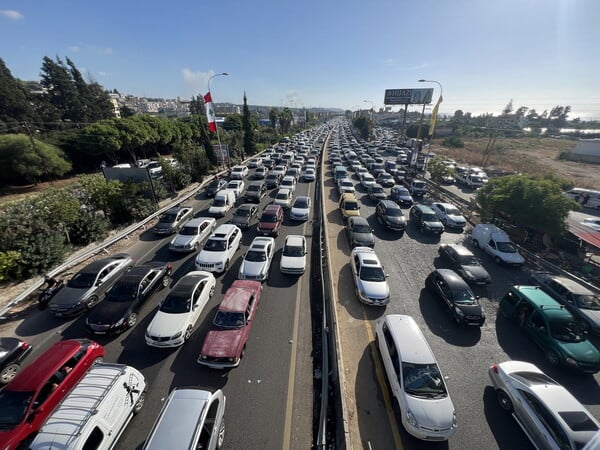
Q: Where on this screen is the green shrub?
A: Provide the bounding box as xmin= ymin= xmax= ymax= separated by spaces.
xmin=443 ymin=136 xmax=465 ymax=148
xmin=69 ymin=212 xmax=110 ymax=245
xmin=0 ymin=251 xmax=21 ymax=282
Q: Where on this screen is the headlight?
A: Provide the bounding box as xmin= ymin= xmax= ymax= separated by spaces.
xmin=171 ymin=331 xmax=183 ymax=340
xmin=227 ymin=357 xmax=235 ymax=362
xmin=115 ymin=318 xmax=125 ymax=327
xmin=463 ymin=270 xmax=474 ymax=279
xmin=200 ymin=354 xmax=208 ymax=360
xmin=452 ymin=413 xmax=457 ymax=428
xmin=454 ymin=306 xmax=465 ymax=316
xmin=565 ymin=357 xmax=578 ymax=367
xmin=406 ymin=410 xmax=418 ymax=427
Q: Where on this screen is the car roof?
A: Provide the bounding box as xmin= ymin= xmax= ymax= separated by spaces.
xmin=513 ymin=286 xmax=570 ymax=316
xmin=384 ymin=315 xmax=436 ymax=364
xmin=446 ymin=244 xmax=474 ymax=256
xmin=414 ymin=204 xmax=435 ymax=213
xmin=171 ymin=272 xmax=209 ymax=295
xmin=264 ymin=204 xmax=282 ymax=213
xmin=341 ymin=193 xmax=357 ymax=201
xmin=219 ymin=280 xmax=261 ymax=312
xmin=277 ymin=188 xmax=291 ymax=194
xmin=165 ymin=206 xmax=188 ymax=214
xmin=435 ymin=269 xmax=470 ymax=288
xmin=543 ymin=274 xmax=593 ymax=295
xmin=285 ymin=235 xmax=305 ymax=246
xmin=350 ymin=216 xmax=369 ymax=226
xmin=119 ymin=263 xmax=165 ymax=281
xmin=80 ymin=255 xmax=128 ymax=273
xmin=379 ymin=199 xmax=400 ymax=209
xmin=352 ymin=247 xmax=381 ymax=265
xmin=250 ymin=237 xmax=274 ymax=248
xmin=183 ymin=217 xmax=213 ymax=227
xmin=213 ymin=224 xmax=239 ymax=235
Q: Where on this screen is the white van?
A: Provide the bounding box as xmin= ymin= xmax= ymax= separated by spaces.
xmin=471 ymin=223 xmax=525 ymax=266
xmin=30 ymin=363 xmax=147 ymax=450
xmin=565 ymin=188 xmax=600 ymax=209
xmin=208 ymin=190 xmax=236 ymax=217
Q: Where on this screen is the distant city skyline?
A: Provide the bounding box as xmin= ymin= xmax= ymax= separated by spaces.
xmin=1 ymin=0 xmax=598 ymax=120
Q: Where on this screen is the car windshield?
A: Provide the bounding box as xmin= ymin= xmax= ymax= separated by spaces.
xmin=445 ymin=206 xmax=461 ymax=215
xmin=497 ymin=242 xmax=517 ymax=253
xmin=549 ymin=317 xmax=586 ymax=342
xmin=208 ymin=181 xmax=221 ymax=189
xmin=159 ymin=293 xmax=190 ymax=314
xmin=247 ymin=185 xmax=259 ymax=192
xmin=352 ymin=224 xmax=372 ymax=233
xmin=180 ymin=226 xmax=199 ymax=236
xmin=276 ymin=193 xmax=289 ymax=200
xmin=395 ymin=188 xmax=410 ymax=196
xmin=213 ymin=311 xmax=246 ymax=329
xmin=0 ymin=390 xmax=33 ymax=429
xmin=261 ymin=213 xmax=278 ymax=223
xmin=203 ymin=239 xmax=227 ymax=252
xmin=67 ymin=272 xmax=96 ymax=288
xmin=574 ymin=294 xmax=600 ymax=310
xmin=294 ymin=198 xmax=309 ymax=208
xmin=107 ymin=282 xmax=138 ymax=302
xmin=235 ymin=209 xmax=251 ymax=217
xmin=413 ymin=182 xmax=425 ymax=188
xmin=386 ymin=209 xmax=403 ymax=217
xmin=359 ymin=266 xmax=386 ymax=282
xmin=459 ymin=255 xmax=479 ymax=265
xmin=159 ymin=213 xmax=176 ymax=223
xmin=283 ymin=244 xmax=304 ymax=257
xmin=423 ymin=213 xmax=438 ymax=222
xmin=451 ymin=289 xmax=476 ymax=304
xmin=371 ymin=187 xmax=384 ymax=194
xmin=345 ymin=201 xmax=359 ymax=211
xmin=212 ymin=199 xmax=225 ymax=207
xmin=245 ymin=250 xmax=267 ymax=262
xmin=402 ymin=362 xmax=447 ymax=398
xmin=558 ymin=411 xmax=599 ymax=432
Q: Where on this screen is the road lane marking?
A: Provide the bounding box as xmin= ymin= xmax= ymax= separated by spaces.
xmin=362 ymin=309 xmax=404 ymax=450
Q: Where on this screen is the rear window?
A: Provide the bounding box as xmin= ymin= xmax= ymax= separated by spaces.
xmin=510 ymin=371 xmax=556 ymax=386
xmin=558 ymin=411 xmax=598 ymax=432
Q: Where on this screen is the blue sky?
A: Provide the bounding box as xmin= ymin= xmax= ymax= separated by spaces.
xmin=1 ymin=0 xmax=599 ymax=118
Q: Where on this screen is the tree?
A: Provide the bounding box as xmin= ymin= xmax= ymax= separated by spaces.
xmin=120 ymin=105 xmax=136 ymax=117
xmin=269 ymin=108 xmax=279 ymax=129
xmin=0 ymin=58 xmax=33 ymax=125
xmin=476 ymin=174 xmax=579 ymax=236
xmin=502 ymin=99 xmax=514 ymax=116
xmin=189 ymin=95 xmax=205 ymax=116
xmin=280 ymin=108 xmax=293 ymax=134
xmin=40 ymin=56 xmax=82 ymax=122
xmin=428 ymin=157 xmax=454 ymax=184
xmin=352 ymin=116 xmax=372 ymax=140
xmin=242 ymin=92 xmax=257 ymax=158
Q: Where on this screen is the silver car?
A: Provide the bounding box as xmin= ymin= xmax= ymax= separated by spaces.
xmin=169 ymin=217 xmax=216 ymax=252
xmin=488 ymin=360 xmax=600 ymax=450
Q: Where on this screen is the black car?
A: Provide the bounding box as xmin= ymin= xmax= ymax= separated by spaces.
xmin=0 ymin=337 xmax=32 ymax=384
xmin=86 ymin=262 xmax=172 ymax=334
xmin=205 ymin=178 xmax=228 ymax=198
xmin=346 ymin=216 xmax=375 ymax=248
xmin=409 ymin=204 xmax=444 ymax=235
xmin=367 ymin=184 xmax=387 ymax=202
xmin=425 ymin=269 xmax=486 ymax=326
xmin=375 ymin=200 xmax=406 ymax=233
xmin=265 ymin=173 xmax=282 ymax=189
xmin=230 ymin=204 xmax=259 ymax=229
xmin=153 ymin=206 xmax=194 ymax=235
xmin=438 ymin=244 xmax=491 ymax=285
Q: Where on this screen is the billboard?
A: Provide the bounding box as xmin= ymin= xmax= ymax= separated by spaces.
xmin=384 ymin=88 xmax=433 ymax=105
xmin=213 ymin=144 xmax=230 ymax=165
xmin=102 ymin=167 xmax=151 ymax=183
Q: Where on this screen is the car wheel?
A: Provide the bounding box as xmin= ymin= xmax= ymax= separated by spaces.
xmin=161 ymin=275 xmax=171 ymax=289
xmin=496 ymin=390 xmax=513 ymax=412
xmin=86 ymin=295 xmax=99 ymax=309
xmin=209 ymin=286 xmax=215 ymax=297
xmin=133 ymin=391 xmax=146 ymax=414
xmin=0 ymin=363 xmax=20 ymax=384
xmin=224 ymin=260 xmax=230 ymax=271
xmin=546 ymin=350 xmax=560 ymax=366
xmin=184 ymin=325 xmax=193 ymax=341
xmin=127 ymin=313 xmax=138 ymax=328
xmin=473 ymin=239 xmax=480 ymax=248
xmin=217 ymin=418 xmax=225 ymax=448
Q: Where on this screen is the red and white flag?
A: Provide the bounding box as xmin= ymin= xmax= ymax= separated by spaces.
xmin=204 ymin=92 xmax=217 ymax=132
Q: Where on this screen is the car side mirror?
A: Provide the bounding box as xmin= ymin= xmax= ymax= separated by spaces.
xmin=476 ymin=295 xmax=480 ymax=299
xmin=96 ymin=280 xmax=103 ymax=287
xmin=386 ymin=273 xmax=390 ymax=278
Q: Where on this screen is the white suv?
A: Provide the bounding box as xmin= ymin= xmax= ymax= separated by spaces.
xmin=195 ymin=224 xmax=242 ymax=274
xmin=230 ymin=165 xmax=249 ymax=179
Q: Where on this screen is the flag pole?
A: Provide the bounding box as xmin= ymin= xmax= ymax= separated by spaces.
xmin=207 ymin=72 xmax=229 ymax=171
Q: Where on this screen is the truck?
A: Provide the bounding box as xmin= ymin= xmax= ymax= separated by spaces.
xmin=403 ymin=176 xmax=427 ymax=197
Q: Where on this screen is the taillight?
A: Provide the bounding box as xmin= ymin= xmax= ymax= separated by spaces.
xmin=166 ymin=263 xmax=173 ymax=271
xmin=20 ymin=341 xmax=30 ymax=350
xmin=491 ymin=364 xmax=499 ymax=374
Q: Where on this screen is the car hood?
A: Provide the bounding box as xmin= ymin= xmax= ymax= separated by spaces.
xmin=358 ymin=279 xmax=389 ymax=299
xmin=460 ymin=265 xmax=490 ymax=281
xmin=87 ymin=301 xmax=130 ymax=325
xmin=231 ymin=216 xmax=251 ymax=227
xmin=396 ymin=195 xmax=413 ymax=202
xmin=405 ymin=394 xmax=455 ymax=431
xmin=197 ymin=251 xmax=226 ymax=264
xmin=147 ymin=311 xmax=189 ymax=337
xmin=171 ymin=234 xmax=196 ymax=247
xmin=456 ymin=303 xmax=484 ymax=316
xmin=424 ymin=221 xmax=444 ymax=230
xmin=281 ymin=255 xmax=305 ymax=269
xmin=446 ymin=214 xmax=466 ymax=224
xmin=291 ymin=207 xmax=309 ymax=216
xmin=258 ymin=222 xmax=277 ymax=230
xmin=556 ymin=339 xmax=600 ymax=363
xmin=498 ymin=251 xmax=525 ymax=264
xmin=153 ymin=222 xmax=174 ymax=232
xmin=352 ymin=232 xmax=375 ymax=245
xmin=50 ymin=286 xmax=88 ymax=306
xmin=202 ymin=327 xmax=246 ymax=358
xmin=385 ymin=216 xmax=406 ymax=225
xmin=209 ymin=205 xmax=228 ymax=214
xmin=240 ymin=260 xmax=268 ymax=277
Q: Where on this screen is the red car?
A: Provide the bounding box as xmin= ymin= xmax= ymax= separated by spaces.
xmin=197 ymin=280 xmax=262 ymax=368
xmin=256 ymin=205 xmax=283 ymax=237
xmin=0 ymin=339 xmax=105 ymax=449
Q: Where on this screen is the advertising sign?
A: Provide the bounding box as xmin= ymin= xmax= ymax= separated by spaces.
xmin=384 ymin=88 xmax=433 ymax=105
xmin=213 ymin=144 xmax=230 ymax=165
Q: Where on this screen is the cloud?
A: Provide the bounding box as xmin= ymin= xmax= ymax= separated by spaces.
xmin=284 ymin=90 xmax=303 ymax=107
xmin=181 ymin=68 xmax=214 ymax=91
xmin=68 ymin=45 xmax=80 ymax=52
xmin=99 ymin=47 xmax=112 ymax=55
xmin=98 ymin=71 xmax=111 ymax=77
xmin=383 ymin=59 xmax=430 ymax=71
xmin=0 ymin=10 xmax=24 ymax=20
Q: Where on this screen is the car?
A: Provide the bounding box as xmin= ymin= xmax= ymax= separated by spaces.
xmin=244 ymin=181 xmax=267 ymax=202
xmin=337 ymin=178 xmax=356 ymax=195
xmin=229 ymin=165 xmax=249 ymax=179
xmin=153 ymin=206 xmax=194 ymax=235
xmin=375 ymin=200 xmax=406 ymax=232
xmin=145 ymin=271 xmax=216 ymax=348
xmin=273 ymin=187 xmax=293 ymax=209
xmin=0 ymin=339 xmax=105 ymax=449
xmin=303 ymin=167 xmax=316 ymax=181
xmin=499 ymin=285 xmax=600 ymax=373
xmin=254 ymin=166 xmax=269 ymax=179
xmin=529 ymin=271 xmax=600 ymax=335
xmin=286 ymin=167 xmax=301 ymax=181
xmin=425 ymin=269 xmax=486 ymax=326
xmin=375 ymin=315 xmax=457 ymax=441
xmin=360 ymin=173 xmax=377 ymax=189
xmin=431 ymin=202 xmax=467 ymax=230
xmin=194 ymin=224 xmax=242 ymax=274
xmin=377 ymin=172 xmax=395 ymax=187
xmin=226 ymin=179 xmax=245 ymax=199
xmin=471 ymin=223 xmax=525 ymax=266
xmin=238 ymin=237 xmax=275 ymax=282
xmin=257 ymin=204 xmax=284 ymax=237
xmin=581 ymin=217 xmax=600 ymax=231
xmin=48 ymin=253 xmax=134 ymax=317
xmin=197 ymin=280 xmax=262 ymax=369
xmin=339 ymin=193 xmax=360 ymax=220
xmin=390 ymin=185 xmax=414 ymax=207
xmin=410 ymin=204 xmax=444 ymax=235
xmin=265 ymin=172 xmax=282 ymax=189
xmin=271 ymin=165 xmax=287 ymax=178
xmin=346 ymin=216 xmax=375 ymax=248
xmin=248 ymin=158 xmax=262 ymax=168
xmin=229 ymin=203 xmax=259 ymax=229
xmin=438 ymin=244 xmax=491 ymax=285
xmin=488 ymin=360 xmax=600 ymax=450
xmin=169 ymin=217 xmax=216 ymax=252
xmin=280 ymin=175 xmax=297 ymax=194
xmin=208 ymin=190 xmax=236 ymax=217
xmin=0 ymin=337 xmax=32 ymax=385
xmin=350 ymin=247 xmax=390 ymax=305
xmin=290 ymin=195 xmax=311 ymax=221
xmin=280 ymin=235 xmax=307 ymax=275
xmin=85 ymin=262 xmax=172 ymax=334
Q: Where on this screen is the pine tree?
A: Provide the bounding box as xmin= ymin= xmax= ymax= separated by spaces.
xmin=242 ymin=92 xmax=256 ymax=157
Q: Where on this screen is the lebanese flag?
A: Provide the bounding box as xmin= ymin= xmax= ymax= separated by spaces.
xmin=204 ymin=92 xmax=217 ymax=132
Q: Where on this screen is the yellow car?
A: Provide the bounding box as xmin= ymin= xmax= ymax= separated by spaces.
xmin=339 ymin=193 xmax=361 ymax=220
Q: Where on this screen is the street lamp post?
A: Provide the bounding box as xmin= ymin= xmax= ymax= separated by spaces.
xmin=208 ymin=72 xmax=229 ymax=169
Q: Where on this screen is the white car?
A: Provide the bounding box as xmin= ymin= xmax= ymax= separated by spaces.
xmin=273 ymin=188 xmax=293 ymax=209
xmin=337 ymin=178 xmax=356 ymax=195
xmin=376 ymin=315 xmax=457 ymax=441
xmin=238 ymin=237 xmax=275 ymax=282
xmin=230 ymin=165 xmax=249 ymax=179
xmin=169 ymin=217 xmax=216 ymax=252
xmin=350 ymin=247 xmax=390 ymax=305
xmin=290 ymin=196 xmax=311 ymax=221
xmin=145 ymin=271 xmax=216 ymax=348
xmin=271 ymin=165 xmax=287 ymax=178
xmin=431 ymin=202 xmax=467 ymax=230
xmin=303 ymin=167 xmax=316 ymax=182
xmin=280 ymin=235 xmax=307 ymax=275
xmin=226 ymin=180 xmax=245 ymax=199
xmin=360 ymin=173 xmax=377 ymax=189
xmin=195 ymin=224 xmax=242 ymax=274
xmin=280 ymin=176 xmax=297 ymax=194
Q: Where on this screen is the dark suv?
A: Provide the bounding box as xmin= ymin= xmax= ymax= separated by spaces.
xmin=410 ymin=204 xmax=444 ymax=235
xmin=375 ymin=200 xmax=406 ymax=233
xmin=244 ymin=181 xmax=267 ymax=203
